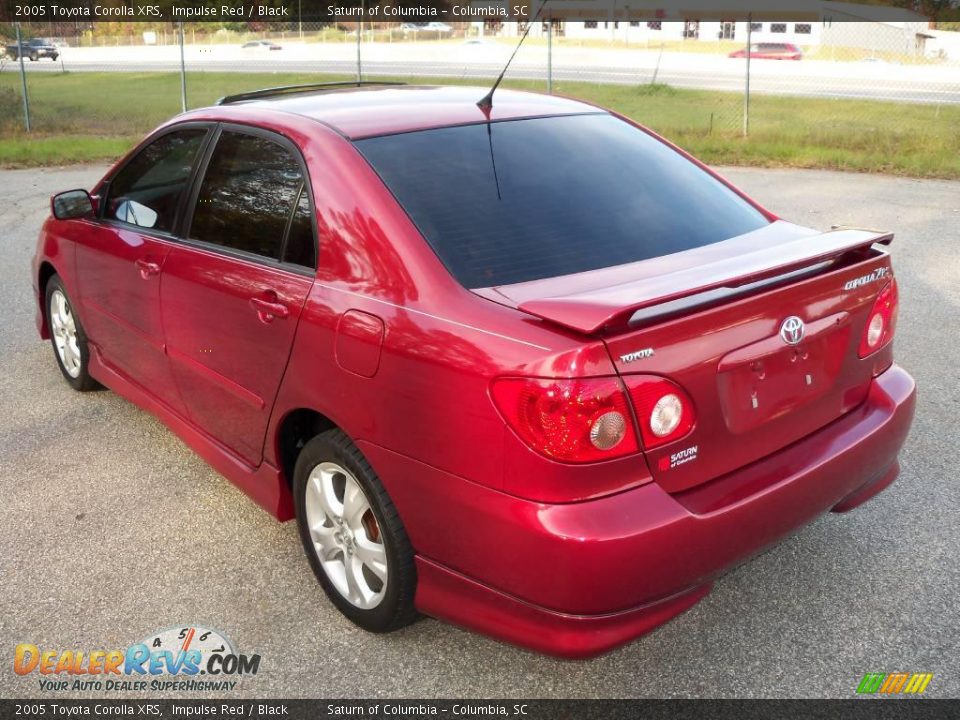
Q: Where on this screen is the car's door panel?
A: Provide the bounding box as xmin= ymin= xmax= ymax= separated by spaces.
xmin=160 ymin=251 xmax=312 ymax=464
xmin=159 ymin=125 xmax=318 ymax=465
xmin=75 ymin=228 xmax=181 ymax=408
xmin=74 ymin=126 xmax=210 ymax=416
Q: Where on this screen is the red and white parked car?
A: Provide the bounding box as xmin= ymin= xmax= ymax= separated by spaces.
xmin=730 ymin=42 xmax=804 ymax=60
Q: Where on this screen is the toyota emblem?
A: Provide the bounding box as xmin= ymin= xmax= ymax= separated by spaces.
xmin=779 ymin=316 xmax=805 ymax=345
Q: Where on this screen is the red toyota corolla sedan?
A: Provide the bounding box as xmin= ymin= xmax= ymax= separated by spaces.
xmin=31 ymin=84 xmax=915 ymax=658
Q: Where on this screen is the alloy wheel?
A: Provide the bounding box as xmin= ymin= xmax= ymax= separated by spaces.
xmin=304 ymin=462 xmax=388 ymax=610
xmin=49 ymin=289 xmax=81 ymax=378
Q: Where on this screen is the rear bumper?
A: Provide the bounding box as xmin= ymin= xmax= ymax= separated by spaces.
xmin=399 ymin=364 xmax=916 ymax=658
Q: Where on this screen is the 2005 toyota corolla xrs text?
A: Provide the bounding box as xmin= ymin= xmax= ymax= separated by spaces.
xmin=31 ymin=83 xmax=915 ymax=658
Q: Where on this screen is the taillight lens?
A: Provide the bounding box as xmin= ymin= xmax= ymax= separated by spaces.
xmin=622 ymin=376 xmax=696 ymax=450
xmin=490 ymin=377 xmax=639 ymax=463
xmin=858 ymin=279 xmax=898 ymax=358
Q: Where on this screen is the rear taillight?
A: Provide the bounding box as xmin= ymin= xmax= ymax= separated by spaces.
xmin=490 ymin=377 xmax=639 ymax=463
xmin=622 ymin=375 xmax=696 ymax=450
xmin=858 ymin=279 xmax=898 ymax=358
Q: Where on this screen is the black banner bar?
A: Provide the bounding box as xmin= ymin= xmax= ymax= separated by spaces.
xmin=0 ymin=0 xmax=951 ymax=24
xmin=1 ymin=700 xmax=959 ymax=720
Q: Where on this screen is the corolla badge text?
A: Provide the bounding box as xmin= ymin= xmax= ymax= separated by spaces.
xmin=843 ymin=266 xmax=889 ymax=291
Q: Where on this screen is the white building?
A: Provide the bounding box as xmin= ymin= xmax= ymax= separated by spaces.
xmin=558 ymin=19 xmax=822 ymax=45
xmin=925 ymin=28 xmax=960 ymax=60
xmin=475 ymin=1 xmax=932 ymax=55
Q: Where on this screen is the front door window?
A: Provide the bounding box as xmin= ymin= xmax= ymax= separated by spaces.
xmin=105 ymin=129 xmax=207 ymax=233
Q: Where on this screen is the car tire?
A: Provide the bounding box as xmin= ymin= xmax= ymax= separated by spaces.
xmin=45 ymin=275 xmax=98 ymax=392
xmin=294 ymin=428 xmax=418 ymax=633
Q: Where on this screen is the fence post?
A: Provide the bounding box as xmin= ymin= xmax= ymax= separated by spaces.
xmin=179 ymin=22 xmax=187 ymax=112
xmin=15 ymin=23 xmax=31 ymax=132
xmin=651 ymin=43 xmax=664 ymax=85
xmin=743 ymin=16 xmax=751 ymax=137
xmin=547 ymin=18 xmax=553 ymax=94
xmin=356 ymin=15 xmax=362 ymax=82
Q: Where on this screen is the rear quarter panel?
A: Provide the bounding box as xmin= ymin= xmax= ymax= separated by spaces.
xmin=265 ymin=119 xmax=652 ymax=505
xmin=264 ymin=121 xmax=520 ymax=488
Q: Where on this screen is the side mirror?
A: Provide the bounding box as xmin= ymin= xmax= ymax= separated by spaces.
xmin=51 ymin=190 xmax=94 ymax=220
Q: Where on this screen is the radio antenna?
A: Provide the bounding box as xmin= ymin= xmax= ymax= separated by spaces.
xmin=477 ymin=1 xmax=548 ymax=111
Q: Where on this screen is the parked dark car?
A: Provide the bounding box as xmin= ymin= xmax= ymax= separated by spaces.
xmin=729 ymin=42 xmax=803 ymax=60
xmin=6 ymin=38 xmax=59 ymax=62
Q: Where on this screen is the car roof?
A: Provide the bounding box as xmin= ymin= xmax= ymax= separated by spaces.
xmin=206 ymin=85 xmax=602 ymax=140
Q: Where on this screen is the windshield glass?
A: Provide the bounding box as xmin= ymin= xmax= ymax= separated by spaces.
xmin=355 ymin=113 xmax=768 ymax=288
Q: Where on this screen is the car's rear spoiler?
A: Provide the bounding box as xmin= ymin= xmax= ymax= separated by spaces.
xmin=517 ymin=228 xmax=893 ymax=335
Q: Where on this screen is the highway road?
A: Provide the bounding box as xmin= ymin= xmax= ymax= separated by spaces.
xmin=4 ymin=42 xmax=959 ymax=104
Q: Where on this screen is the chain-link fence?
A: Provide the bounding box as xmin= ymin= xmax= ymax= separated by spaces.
xmin=2 ymin=19 xmax=958 ymax=167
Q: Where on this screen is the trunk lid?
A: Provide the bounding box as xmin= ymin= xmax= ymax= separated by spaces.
xmin=479 ymin=222 xmax=895 ymax=493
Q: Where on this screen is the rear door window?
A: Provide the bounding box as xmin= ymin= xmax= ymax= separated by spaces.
xmin=189 ymin=130 xmax=308 ymax=262
xmin=105 ymin=128 xmax=207 ymax=233
xmin=356 ymin=114 xmax=768 ymax=288
xmin=282 ymin=187 xmax=317 ymax=269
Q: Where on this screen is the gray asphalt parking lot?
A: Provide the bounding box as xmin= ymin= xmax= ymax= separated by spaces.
xmin=0 ymin=165 xmax=957 ymax=699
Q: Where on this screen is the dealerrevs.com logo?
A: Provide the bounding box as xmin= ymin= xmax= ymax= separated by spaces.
xmin=14 ymin=625 xmax=261 ymax=692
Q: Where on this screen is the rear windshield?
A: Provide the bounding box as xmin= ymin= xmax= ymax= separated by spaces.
xmin=355 ymin=113 xmax=768 ymax=288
